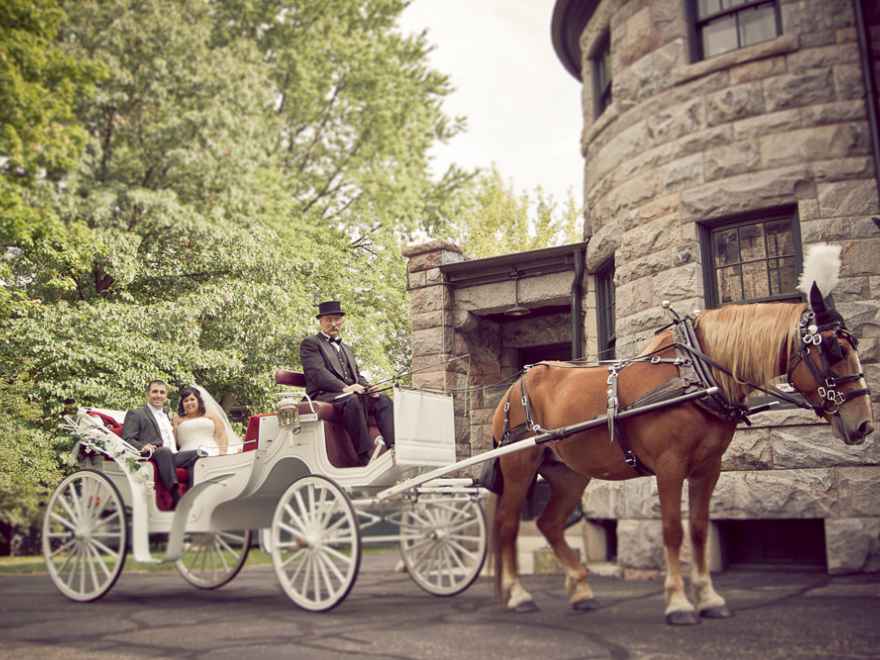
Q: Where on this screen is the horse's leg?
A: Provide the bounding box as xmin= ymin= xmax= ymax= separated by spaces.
xmin=688 ymin=461 xmax=731 ymax=619
xmin=535 ymin=460 xmax=595 ymax=611
xmin=657 ymin=468 xmax=700 ymax=625
xmin=495 ymin=449 xmax=542 ymax=612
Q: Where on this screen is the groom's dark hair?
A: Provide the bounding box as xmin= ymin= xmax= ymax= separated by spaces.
xmin=145 ymin=379 xmax=167 ymax=392
xmin=177 ymin=386 xmax=206 ymax=416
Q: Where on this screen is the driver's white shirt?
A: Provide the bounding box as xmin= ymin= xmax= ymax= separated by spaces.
xmin=148 ymin=404 xmax=177 ymax=452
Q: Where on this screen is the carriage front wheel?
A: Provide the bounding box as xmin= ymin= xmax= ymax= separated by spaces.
xmin=42 ymin=469 xmax=128 ymax=602
xmin=400 ymin=495 xmax=487 ymax=597
xmin=271 ymin=475 xmax=361 ymax=611
xmin=175 ymin=530 xmax=252 ymax=589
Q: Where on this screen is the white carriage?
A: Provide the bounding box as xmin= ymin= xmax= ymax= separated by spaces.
xmin=42 ymin=372 xmax=489 ymax=611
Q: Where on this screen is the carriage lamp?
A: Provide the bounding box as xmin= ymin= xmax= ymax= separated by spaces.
xmin=277 ymin=394 xmax=301 ymax=433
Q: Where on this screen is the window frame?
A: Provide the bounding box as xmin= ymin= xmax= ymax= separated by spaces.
xmin=688 ymin=0 xmax=782 ymax=62
xmin=592 ymin=31 xmax=612 ymax=119
xmin=596 ymin=258 xmax=616 ymax=361
xmin=698 ymin=205 xmax=803 ymax=309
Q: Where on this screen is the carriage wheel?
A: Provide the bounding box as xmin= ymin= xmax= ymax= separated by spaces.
xmin=175 ymin=530 xmax=251 ymax=590
xmin=42 ymin=470 xmax=128 ymax=602
xmin=400 ymin=495 xmax=487 ymax=597
xmin=271 ymin=475 xmax=361 ymax=611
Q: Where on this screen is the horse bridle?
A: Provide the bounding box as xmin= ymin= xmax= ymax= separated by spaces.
xmin=786 ymin=310 xmax=871 ymax=417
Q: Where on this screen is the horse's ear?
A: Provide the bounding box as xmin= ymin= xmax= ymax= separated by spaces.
xmin=809 ymin=281 xmax=826 ymax=315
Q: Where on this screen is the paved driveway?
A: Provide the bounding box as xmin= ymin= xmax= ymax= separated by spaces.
xmin=1 ymin=551 xmax=878 ymax=659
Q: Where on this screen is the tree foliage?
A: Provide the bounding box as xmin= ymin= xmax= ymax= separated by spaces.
xmin=446 ymin=164 xmax=582 ymax=259
xmin=0 ymin=0 xmax=472 ymax=551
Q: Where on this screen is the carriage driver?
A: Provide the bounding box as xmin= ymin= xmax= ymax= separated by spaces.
xmin=299 ymin=301 xmax=394 ymax=466
xmin=122 ymin=380 xmax=199 ymax=506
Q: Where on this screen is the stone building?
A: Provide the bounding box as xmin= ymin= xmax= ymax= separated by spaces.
xmin=404 ymin=0 xmax=880 ymax=574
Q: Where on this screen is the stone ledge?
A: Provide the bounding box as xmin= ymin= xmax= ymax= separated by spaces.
xmin=671 ymin=34 xmax=799 ymax=87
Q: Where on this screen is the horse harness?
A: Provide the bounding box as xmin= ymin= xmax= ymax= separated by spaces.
xmin=498 ymin=308 xmax=869 ymax=477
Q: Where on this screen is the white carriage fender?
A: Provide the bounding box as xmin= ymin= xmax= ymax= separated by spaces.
xmin=164 ymin=474 xmax=236 ymax=562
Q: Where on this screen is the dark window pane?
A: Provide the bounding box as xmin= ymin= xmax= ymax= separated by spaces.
xmin=765 ymin=219 xmax=793 ymax=257
xmin=742 ymin=260 xmax=770 ymax=299
xmin=718 ymin=265 xmax=743 ymax=303
xmin=740 ymin=4 xmax=777 ymax=47
xmin=698 ymin=0 xmax=722 ymax=19
xmin=703 ymin=15 xmax=738 ymax=57
xmin=713 ymin=228 xmax=740 ymax=266
xmin=739 ymin=223 xmax=766 ymax=261
xmin=768 ymin=256 xmax=798 ymax=295
xmin=724 ymin=0 xmax=750 ymax=9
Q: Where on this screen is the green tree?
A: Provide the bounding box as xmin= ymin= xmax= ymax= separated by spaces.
xmin=448 ymin=165 xmax=582 ymax=259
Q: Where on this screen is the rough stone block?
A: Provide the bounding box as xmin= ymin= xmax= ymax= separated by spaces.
xmin=801 ymin=215 xmax=880 ymax=242
xmin=709 ymin=469 xmax=838 ymax=519
xmin=729 ymin=55 xmax=786 ymax=84
xmin=764 ymin=70 xmax=836 ymax=112
xmin=704 ymin=140 xmax=761 ymax=181
xmin=721 ymin=428 xmax=773 ymax=471
xmin=659 ymin=153 xmax=704 ymax=189
xmin=786 ymin=43 xmax=859 ymax=73
xmin=519 ymin=271 xmax=572 ymax=306
xmin=411 ymin=326 xmax=452 ymax=357
xmin=654 ymin=263 xmax=701 ymax=300
xmin=647 ymin=98 xmax=705 ymax=146
xmin=408 ymin=285 xmax=449 ymax=314
xmin=835 ymin=467 xmax=880 ymax=518
xmin=619 ymin=7 xmax=659 ymax=67
xmin=834 ymin=64 xmax=866 ymax=100
xmin=811 ymin=156 xmax=875 ymax=183
xmin=454 ymin=280 xmax=515 ymax=313
xmin=706 ymin=82 xmax=766 ymax=126
xmin=617 ymin=519 xmax=665 ymax=569
xmin=817 ymin=180 xmax=880 ymax=217
xmin=800 ymin=100 xmax=867 ymax=126
xmin=501 ymin=313 xmax=570 ymax=348
xmin=760 ymin=123 xmax=869 ymax=169
xmin=681 ymin=165 xmax=810 ymax=221
xmin=825 ymin=518 xmax=880 ymax=574
xmin=770 ymin=425 xmax=880 ymax=468
xmin=733 ymin=108 xmax=802 ymax=140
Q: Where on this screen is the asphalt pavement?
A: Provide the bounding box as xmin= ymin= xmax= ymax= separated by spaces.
xmin=1 ymin=550 xmax=878 ymax=660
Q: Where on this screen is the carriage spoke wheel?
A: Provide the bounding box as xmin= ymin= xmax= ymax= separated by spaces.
xmin=42 ymin=470 xmax=127 ymax=602
xmin=271 ymin=475 xmax=361 ymax=611
xmin=176 ymin=530 xmax=251 ymax=589
xmin=401 ymin=495 xmax=487 ymax=597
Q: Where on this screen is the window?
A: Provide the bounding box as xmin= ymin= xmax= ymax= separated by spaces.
xmin=596 ymin=259 xmax=615 ymax=360
xmin=699 ymin=207 xmax=802 ymax=308
xmin=692 ymin=0 xmax=781 ymax=60
xmin=592 ymin=32 xmax=612 ymax=118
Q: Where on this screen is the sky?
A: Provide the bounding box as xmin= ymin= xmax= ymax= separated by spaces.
xmin=398 ymin=0 xmax=584 ymax=206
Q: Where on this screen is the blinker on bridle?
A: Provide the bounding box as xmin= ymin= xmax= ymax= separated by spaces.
xmin=787 ymin=310 xmax=870 ymax=416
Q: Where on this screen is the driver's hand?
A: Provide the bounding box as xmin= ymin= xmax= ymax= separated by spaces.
xmin=140 ymin=444 xmax=156 ymax=457
xmin=343 ymin=383 xmax=366 ymax=394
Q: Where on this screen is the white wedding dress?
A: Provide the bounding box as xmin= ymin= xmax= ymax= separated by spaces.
xmin=176 ymin=417 xmax=220 ymax=456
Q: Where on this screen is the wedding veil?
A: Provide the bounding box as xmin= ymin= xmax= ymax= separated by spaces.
xmin=194 ymin=384 xmax=243 ymax=454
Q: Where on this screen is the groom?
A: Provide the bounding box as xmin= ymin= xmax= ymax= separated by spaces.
xmin=122 ymin=380 xmax=198 ymax=505
xmin=299 ymin=301 xmax=394 ymax=465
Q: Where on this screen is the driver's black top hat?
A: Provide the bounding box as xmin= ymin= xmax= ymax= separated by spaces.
xmin=316 ymin=300 xmax=345 ymax=318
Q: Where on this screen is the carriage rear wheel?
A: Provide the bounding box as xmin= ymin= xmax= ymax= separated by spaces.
xmin=42 ymin=470 xmax=128 ymax=602
xmin=400 ymin=495 xmax=487 ymax=597
xmin=271 ymin=475 xmax=361 ymax=611
xmin=175 ymin=530 xmax=251 ymax=589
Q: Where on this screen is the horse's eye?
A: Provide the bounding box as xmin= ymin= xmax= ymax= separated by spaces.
xmin=822 ymin=337 xmax=845 ymax=364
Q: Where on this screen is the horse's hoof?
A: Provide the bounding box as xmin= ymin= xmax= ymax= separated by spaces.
xmin=700 ymin=605 xmax=732 ymax=619
xmin=513 ymin=600 xmax=539 ymax=613
xmin=571 ymin=598 xmax=600 ymax=612
xmin=665 ymin=610 xmax=700 ymax=626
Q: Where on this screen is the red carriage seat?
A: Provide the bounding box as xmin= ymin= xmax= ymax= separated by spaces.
xmin=86 ymin=409 xmax=190 ymax=511
xmin=255 ymin=369 xmax=382 ymax=468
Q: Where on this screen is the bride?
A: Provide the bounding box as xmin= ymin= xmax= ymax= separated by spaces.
xmin=173 ymin=385 xmax=237 ymax=456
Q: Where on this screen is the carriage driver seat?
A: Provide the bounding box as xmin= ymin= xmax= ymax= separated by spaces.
xmin=259 ymin=369 xmax=382 ymax=468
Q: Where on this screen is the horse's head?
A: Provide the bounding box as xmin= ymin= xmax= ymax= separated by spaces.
xmin=787 ymin=280 xmax=874 ymax=445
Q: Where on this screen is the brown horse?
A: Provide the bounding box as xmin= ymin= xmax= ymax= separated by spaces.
xmin=490 ymin=258 xmax=874 ymax=624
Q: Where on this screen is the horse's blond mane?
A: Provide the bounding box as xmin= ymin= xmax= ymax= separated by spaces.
xmin=694 ymin=302 xmax=806 ymax=402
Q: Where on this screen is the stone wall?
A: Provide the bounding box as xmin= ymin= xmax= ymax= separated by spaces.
xmin=574 ymin=0 xmax=880 ymax=573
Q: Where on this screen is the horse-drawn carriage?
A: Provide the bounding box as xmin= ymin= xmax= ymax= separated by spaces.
xmin=43 ymin=245 xmax=874 ymax=623
xmin=43 ymin=373 xmax=488 ymax=611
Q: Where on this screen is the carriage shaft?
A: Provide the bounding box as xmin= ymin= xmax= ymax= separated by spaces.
xmin=375 ymin=386 xmax=719 ymax=500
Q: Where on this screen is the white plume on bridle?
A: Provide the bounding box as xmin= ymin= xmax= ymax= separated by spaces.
xmin=797 ymin=243 xmax=841 ymax=297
